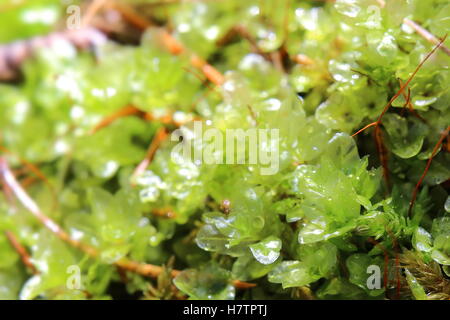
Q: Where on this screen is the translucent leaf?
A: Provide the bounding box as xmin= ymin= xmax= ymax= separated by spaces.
xmin=434 ymin=234 xmax=450 ymax=255
xmin=268 ymin=261 xmax=318 ymax=289
xmin=412 ymin=227 xmax=433 ymax=253
xmin=298 ymin=220 xmax=356 ymax=244
xmin=445 ymin=196 xmax=450 ymax=213
xmin=249 ymin=236 xmax=282 ymax=265
xmin=404 ymin=269 xmax=427 ymax=300
xmin=431 ymin=217 xmax=450 ymax=239
xmin=295 ymin=242 xmax=338 ymax=277
xmin=195 ymin=224 xmax=230 ymax=253
xmin=100 ymin=243 xmax=131 ymax=264
xmin=317 ymin=278 xmax=367 ymax=300
xmin=0 ymin=267 xmax=24 ymax=300
xmin=269 ymin=241 xmax=337 ymax=288
xmin=271 ymin=198 xmax=304 ymax=222
xmin=346 ymin=253 xmax=384 ymax=296
xmin=173 ymin=264 xmax=235 ymax=300
xmin=430 ymin=249 xmax=450 ymax=266
xmin=335 ymin=0 xmax=362 ymax=18
xmin=316 ymin=93 xmax=365 ymax=133
xmin=232 ymin=253 xmax=275 ymax=281
xmin=383 ymin=114 xmax=428 ymax=159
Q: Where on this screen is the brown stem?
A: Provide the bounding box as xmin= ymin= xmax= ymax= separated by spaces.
xmin=398 ymin=79 xmax=426 ymax=122
xmin=151 ymin=207 xmax=177 ymax=219
xmin=374 ymin=36 xmax=445 ymax=127
xmin=351 ymin=122 xmax=377 ymax=137
xmin=353 ymin=35 xmax=446 ymax=138
xmin=0 ymin=145 xmax=57 ymax=208
xmin=0 ymin=157 xmax=255 ymax=289
xmin=385 ymin=228 xmax=401 ymax=299
xmin=375 ymin=125 xmax=390 ymax=192
xmin=89 ymin=105 xmax=144 ymax=134
xmin=108 ymin=0 xmax=153 ymax=31
xmin=182 ymin=66 xmax=222 ymax=100
xmin=408 ymin=126 xmax=450 ymax=217
xmin=351 ymin=37 xmax=446 ymax=190
xmin=90 ymin=104 xmax=202 ymax=134
xmin=247 ymin=105 xmax=258 ymax=126
xmin=292 ymin=54 xmax=314 ymax=66
xmin=131 ymin=127 xmax=169 ymax=181
xmin=4 ymin=230 xmax=38 ymax=274
xmin=109 ymin=0 xmax=225 ymax=86
xmin=82 ymin=0 xmax=110 ymax=27
xmin=403 ymin=19 xmax=450 ymax=57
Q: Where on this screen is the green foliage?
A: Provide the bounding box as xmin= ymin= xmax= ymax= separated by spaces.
xmin=0 ymin=0 xmax=448 ymax=300
xmin=346 ymin=253 xmax=384 ymax=297
xmin=0 ymin=0 xmax=62 ymax=43
xmin=174 ymin=263 xmax=235 ymax=300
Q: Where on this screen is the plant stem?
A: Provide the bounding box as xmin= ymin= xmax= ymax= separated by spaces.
xmin=0 ymin=157 xmax=255 ymax=290
xmin=408 ymin=126 xmax=450 ymax=217
xmin=403 ymin=19 xmax=450 ymax=57
xmin=4 ymin=230 xmax=38 ymax=275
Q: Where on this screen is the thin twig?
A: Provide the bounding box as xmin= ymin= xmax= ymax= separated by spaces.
xmin=398 ymin=79 xmax=426 ymax=122
xmin=403 ymin=19 xmax=450 ymax=57
xmin=4 ymin=231 xmax=38 ymax=274
xmin=351 ymin=122 xmax=377 ymax=137
xmin=351 ymin=37 xmax=447 ymax=189
xmin=408 ymin=126 xmax=450 ymax=217
xmin=182 ymin=66 xmax=222 ymax=100
xmin=90 ymin=104 xmax=201 ymax=134
xmin=374 ymin=124 xmax=390 ymax=190
xmin=109 ymin=0 xmax=153 ymax=31
xmin=0 ymin=157 xmax=98 ymax=257
xmin=352 ymin=36 xmax=446 ymax=137
xmin=131 ymin=127 xmax=169 ymax=181
xmin=374 ymin=36 xmax=445 ymax=127
xmin=0 ymin=145 xmax=57 ymax=208
xmin=292 ymin=54 xmax=314 ymax=66
xmin=89 ymin=105 xmax=144 ymax=134
xmin=108 ymin=0 xmax=225 ymax=85
xmin=385 ymin=228 xmax=401 ymax=299
xmin=151 ymin=207 xmax=177 ymax=219
xmin=0 ymin=157 xmax=255 ymax=289
xmin=82 ymin=0 xmax=109 ymax=27
xmin=247 ymin=105 xmax=258 ymax=126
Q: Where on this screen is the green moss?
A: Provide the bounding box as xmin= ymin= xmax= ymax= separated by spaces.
xmin=0 ymin=0 xmax=448 ymax=300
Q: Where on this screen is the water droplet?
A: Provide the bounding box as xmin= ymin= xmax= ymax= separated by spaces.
xmin=139 ymin=187 xmax=160 ymax=203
